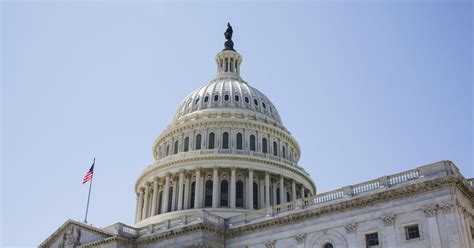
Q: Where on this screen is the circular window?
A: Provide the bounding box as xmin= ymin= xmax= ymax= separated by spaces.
xmin=204 ymin=96 xmax=209 ymax=102
xmin=254 ymin=99 xmax=258 ymax=106
xmin=244 ymin=97 xmax=249 ymax=104
xmin=234 ymin=95 xmax=240 ymax=102
xmin=214 ymin=95 xmax=219 ymax=101
xmin=323 ymin=243 xmax=334 ymax=248
xmin=224 ymin=94 xmax=229 ymax=101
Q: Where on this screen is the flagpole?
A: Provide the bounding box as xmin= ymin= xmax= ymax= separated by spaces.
xmin=84 ymin=158 xmax=95 ymax=223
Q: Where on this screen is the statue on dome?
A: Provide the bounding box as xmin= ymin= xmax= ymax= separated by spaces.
xmin=224 ymin=22 xmax=235 ymax=51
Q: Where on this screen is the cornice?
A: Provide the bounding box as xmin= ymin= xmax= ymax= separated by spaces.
xmin=79 ymin=236 xmax=135 ymax=248
xmin=135 ymin=222 xmax=225 ymax=245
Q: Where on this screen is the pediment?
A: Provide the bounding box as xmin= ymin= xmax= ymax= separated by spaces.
xmin=39 ymin=219 xmax=113 ymax=248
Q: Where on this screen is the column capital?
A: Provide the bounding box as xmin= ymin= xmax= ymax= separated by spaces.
xmin=423 ymin=206 xmax=438 ymax=218
xmin=440 ymin=203 xmax=454 ymax=214
xmin=231 ymin=166 xmax=237 ymax=171
xmin=382 ymin=214 xmax=396 ymax=226
xmin=248 ymin=168 xmax=254 ymax=173
xmin=153 ymin=177 xmax=159 ymax=182
xmin=213 ymin=166 xmax=218 ymax=171
xmin=165 ymin=172 xmax=171 ymax=178
xmin=195 ymin=167 xmax=202 ymax=172
xmin=179 ymin=168 xmax=185 ymax=174
xmin=139 ymin=187 xmax=145 ymax=193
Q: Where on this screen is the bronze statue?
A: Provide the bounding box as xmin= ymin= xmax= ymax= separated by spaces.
xmin=223 ymin=23 xmax=235 ymax=51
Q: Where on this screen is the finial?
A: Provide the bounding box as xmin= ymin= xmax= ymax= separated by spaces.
xmin=223 ymin=23 xmax=235 ymax=51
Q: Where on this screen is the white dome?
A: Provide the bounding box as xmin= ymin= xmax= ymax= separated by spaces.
xmin=173 ymin=79 xmax=283 ymax=126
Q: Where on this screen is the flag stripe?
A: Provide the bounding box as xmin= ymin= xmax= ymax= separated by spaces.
xmin=82 ymin=161 xmax=95 ymax=184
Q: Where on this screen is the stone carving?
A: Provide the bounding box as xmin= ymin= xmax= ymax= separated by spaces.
xmin=423 ymin=206 xmax=438 ymax=218
xmin=223 ymin=23 xmax=235 ymax=51
xmin=440 ymin=203 xmax=454 ymax=214
xmin=294 ymin=233 xmax=306 ymax=244
xmin=58 ymin=227 xmax=81 ymax=248
xmin=382 ymin=214 xmax=396 ymax=226
xmin=344 ymin=223 xmax=357 ymax=234
xmin=264 ymin=240 xmax=276 ymax=248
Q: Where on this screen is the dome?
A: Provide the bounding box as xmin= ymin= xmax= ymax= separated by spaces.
xmin=173 ymin=79 xmax=283 ymax=127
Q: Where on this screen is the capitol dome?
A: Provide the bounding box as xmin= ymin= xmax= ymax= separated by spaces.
xmin=134 ymin=26 xmax=316 ymax=228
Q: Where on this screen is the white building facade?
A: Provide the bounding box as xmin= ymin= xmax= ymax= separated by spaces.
xmin=41 ymin=28 xmax=473 ymax=248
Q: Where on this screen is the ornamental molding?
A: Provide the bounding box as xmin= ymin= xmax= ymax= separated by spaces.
xmin=294 ymin=233 xmax=307 ymax=244
xmin=423 ymin=206 xmax=438 ymax=218
xmin=344 ymin=223 xmax=357 ymax=234
xmin=440 ymin=202 xmax=454 ymax=214
xmin=136 ymin=222 xmax=225 ymax=245
xmin=382 ymin=214 xmax=396 ymax=226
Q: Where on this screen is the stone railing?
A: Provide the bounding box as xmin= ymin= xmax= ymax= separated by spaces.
xmin=227 ymin=161 xmax=467 ymax=227
xmin=152 ymin=149 xmax=306 ymax=174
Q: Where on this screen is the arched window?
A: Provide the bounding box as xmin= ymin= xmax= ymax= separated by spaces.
xmin=166 ymin=145 xmax=170 ymax=156
xmin=208 ymin=133 xmax=215 ymax=149
xmin=262 ymin=138 xmax=268 ymax=153
xmin=273 ymin=142 xmax=278 ymax=156
xmin=253 ymin=182 xmax=258 ymax=209
xmin=204 ymin=96 xmax=209 ymax=102
xmin=323 ymin=243 xmax=334 ymax=248
xmin=184 ymin=137 xmax=190 ymax=152
xmin=282 ymin=146 xmax=286 ymax=159
xmin=220 ymin=180 xmax=229 ymax=207
xmin=190 ymin=182 xmax=196 ymax=208
xmin=195 ymin=134 xmax=201 ymax=150
xmin=276 ymin=188 xmax=280 ymax=205
xmin=214 ymin=95 xmax=219 ymax=101
xmin=224 ymin=94 xmax=229 ymax=101
xmin=174 ymin=140 xmax=179 ymax=154
xmin=222 ymin=132 xmax=229 ymax=149
xmin=158 ymin=191 xmax=163 ymax=214
xmin=236 ymin=181 xmax=244 ymax=208
xmin=168 ymin=187 xmax=173 ymax=212
xmin=234 ymin=95 xmax=240 ymax=102
xmin=205 ymin=180 xmax=213 ymax=207
xmin=286 ymin=191 xmax=291 ymax=202
xmin=250 ymin=135 xmax=256 ymax=151
xmin=236 ymin=133 xmax=243 ymax=150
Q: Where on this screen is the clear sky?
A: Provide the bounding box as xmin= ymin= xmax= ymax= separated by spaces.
xmin=1 ymin=1 xmax=472 ymax=247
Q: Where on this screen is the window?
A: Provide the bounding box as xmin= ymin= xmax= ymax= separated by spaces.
xmin=220 ymin=180 xmax=229 ymax=207
xmin=286 ymin=191 xmax=291 ymax=202
xmin=195 ymin=98 xmax=200 ymax=105
xmin=166 ymin=145 xmax=170 ymax=156
xmin=195 ymin=134 xmax=202 ymax=150
xmin=276 ymin=188 xmax=280 ymax=205
xmin=174 ymin=140 xmax=179 ymax=154
xmin=168 ymin=187 xmax=173 ymax=212
xmin=236 ymin=181 xmax=244 ymax=208
xmin=224 ymin=94 xmax=229 ymax=101
xmin=190 ymin=182 xmax=196 ymax=208
xmin=262 ymin=138 xmax=268 ymax=153
xmin=214 ymin=95 xmax=219 ymax=101
xmin=282 ymin=146 xmax=286 ymax=159
xmin=250 ymin=135 xmax=256 ymax=151
xmin=205 ymin=180 xmax=213 ymax=207
xmin=204 ymin=96 xmax=209 ymax=102
xmin=365 ymin=232 xmax=379 ymax=247
xmin=273 ymin=142 xmax=278 ymax=156
xmin=323 ymin=243 xmax=334 ymax=248
xmin=158 ymin=191 xmax=163 ymax=214
xmin=253 ymin=182 xmax=258 ymax=209
xmin=405 ymin=224 xmax=420 ymax=240
xmin=184 ymin=137 xmax=189 ymax=152
xmin=222 ymin=132 xmax=229 ymax=149
xmin=262 ymin=102 xmax=266 ymax=109
xmin=269 ymin=106 xmax=273 ymax=113
xmin=236 ymin=133 xmax=243 ymax=150
xmin=234 ymin=95 xmax=240 ymax=102
xmin=254 ymin=99 xmax=258 ymax=106
xmin=208 ymin=133 xmax=215 ymax=149
xmin=244 ymin=96 xmax=249 ymax=103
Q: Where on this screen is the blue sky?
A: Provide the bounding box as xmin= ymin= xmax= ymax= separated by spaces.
xmin=1 ymin=1 xmax=472 ymax=246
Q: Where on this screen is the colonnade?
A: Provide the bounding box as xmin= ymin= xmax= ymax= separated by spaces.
xmin=135 ymin=167 xmax=311 ymax=223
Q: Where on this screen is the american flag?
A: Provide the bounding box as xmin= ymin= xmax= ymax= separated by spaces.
xmin=82 ymin=159 xmax=95 ymax=184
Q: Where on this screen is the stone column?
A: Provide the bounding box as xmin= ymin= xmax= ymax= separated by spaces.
xmin=183 ymin=176 xmax=190 ymax=210
xmin=279 ymin=175 xmax=285 ymax=204
xmin=300 ymin=185 xmax=305 ymax=199
xmin=150 ymin=178 xmax=159 ymax=216
xmin=162 ymin=174 xmax=170 ymax=213
xmin=248 ymin=169 xmax=254 ymax=210
xmin=382 ymin=215 xmax=397 ymax=247
xmin=344 ymin=223 xmax=357 ymax=248
xmin=440 ymin=203 xmax=462 ymax=247
xmin=272 ymin=181 xmax=277 ymax=206
xmin=423 ymin=207 xmax=442 ymax=248
xmin=212 ymin=167 xmax=219 ymax=208
xmin=230 ymin=167 xmax=236 ymax=208
xmin=291 ymin=179 xmax=296 ymax=201
xmin=135 ymin=188 xmax=144 ymax=223
xmin=265 ymin=171 xmax=271 ymax=208
xmin=177 ymin=170 xmax=185 ymax=210
xmin=142 ymin=183 xmax=150 ymax=219
xmin=194 ymin=168 xmax=201 ymax=209
xmin=259 ymin=178 xmax=264 ymax=209
xmin=171 ymin=180 xmax=177 ymax=211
